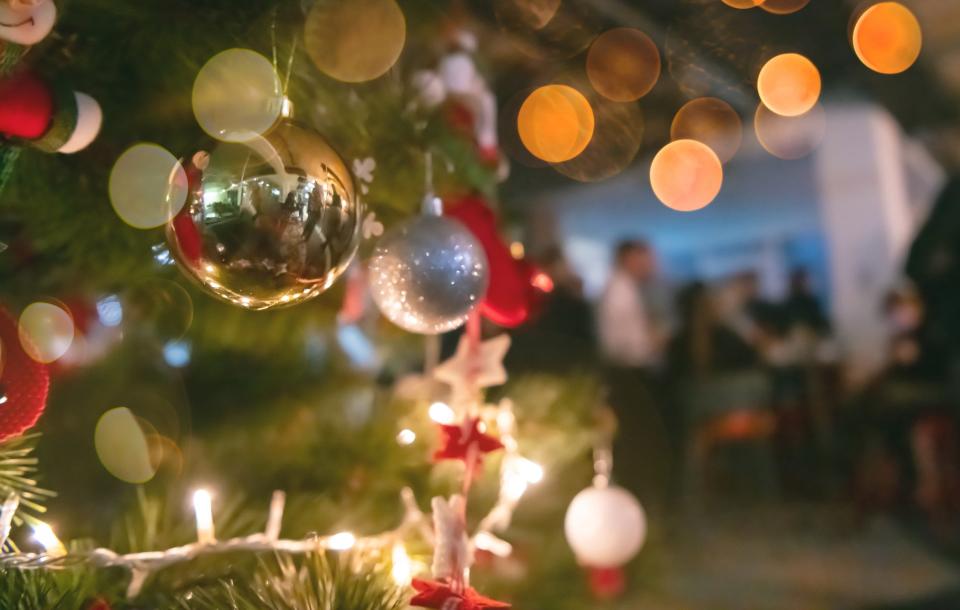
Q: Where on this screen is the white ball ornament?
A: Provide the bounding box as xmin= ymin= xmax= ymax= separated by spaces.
xmin=564 ymin=485 xmax=646 ymax=568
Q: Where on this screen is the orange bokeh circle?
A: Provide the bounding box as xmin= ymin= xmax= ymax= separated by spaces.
xmin=757 ymin=53 xmax=821 ymax=117
xmin=852 ymin=2 xmax=922 ymax=75
xmin=754 ymin=102 xmax=826 ymax=160
xmin=721 ymin=0 xmax=765 ymax=8
xmin=586 ymin=28 xmax=661 ymax=102
xmin=760 ymin=0 xmax=811 ymax=15
xmin=518 ymin=85 xmax=595 ymax=163
xmin=650 ymin=139 xmax=724 ymax=212
xmin=671 ymin=97 xmax=743 ymax=163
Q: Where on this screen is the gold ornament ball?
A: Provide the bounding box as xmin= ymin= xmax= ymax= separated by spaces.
xmin=166 ymin=120 xmax=361 ymax=310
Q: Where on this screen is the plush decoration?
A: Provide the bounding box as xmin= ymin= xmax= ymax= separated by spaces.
xmin=0 ymin=0 xmax=102 ymax=187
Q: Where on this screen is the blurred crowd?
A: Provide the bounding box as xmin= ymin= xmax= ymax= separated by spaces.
xmin=510 ymin=235 xmax=960 ymax=534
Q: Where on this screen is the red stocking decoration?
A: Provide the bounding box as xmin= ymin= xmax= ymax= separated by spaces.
xmin=0 ymin=307 xmax=49 ymax=441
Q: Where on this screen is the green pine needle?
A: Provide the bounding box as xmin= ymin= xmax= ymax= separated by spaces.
xmin=174 ymin=552 xmax=407 ymax=610
xmin=0 ymin=434 xmax=55 ymax=534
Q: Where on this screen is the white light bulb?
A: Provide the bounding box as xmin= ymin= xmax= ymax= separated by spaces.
xmin=517 ymin=458 xmax=544 ymax=484
xmin=396 ymin=429 xmax=417 ymax=446
xmin=428 ymin=402 xmax=455 ymax=425
xmin=391 ymin=542 xmax=413 ymax=585
xmin=193 ymin=489 xmax=215 ymax=544
xmin=32 ymin=522 xmax=65 ymax=554
xmin=327 ymin=531 xmax=356 ymax=551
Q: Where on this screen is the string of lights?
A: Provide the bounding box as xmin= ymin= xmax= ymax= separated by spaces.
xmin=0 ymin=397 xmax=546 ymax=601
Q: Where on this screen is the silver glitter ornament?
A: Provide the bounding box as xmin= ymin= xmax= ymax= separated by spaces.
xmin=368 ymin=214 xmax=489 ymax=334
xmin=166 ymin=120 xmax=360 ymax=310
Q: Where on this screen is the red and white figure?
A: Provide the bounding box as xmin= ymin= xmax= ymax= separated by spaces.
xmin=411 ymin=30 xmax=503 ymax=171
xmin=0 ymin=0 xmax=102 ymax=154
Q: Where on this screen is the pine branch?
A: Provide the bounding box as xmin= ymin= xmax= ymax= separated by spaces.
xmin=173 ymin=552 xmax=406 ymax=610
xmin=0 ymin=434 xmax=55 ymax=534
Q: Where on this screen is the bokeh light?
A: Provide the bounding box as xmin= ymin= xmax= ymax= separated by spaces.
xmin=495 ymin=0 xmax=560 ymax=30
xmin=754 ymin=102 xmax=826 ymax=159
xmin=518 ymin=84 xmax=595 ymax=163
xmin=650 ymin=139 xmax=724 ymax=212
xmin=852 ymin=2 xmax=922 ymax=75
xmin=494 ymin=0 xmax=597 ymax=60
xmin=586 ymin=28 xmax=660 ymax=102
xmin=18 ymin=302 xmax=74 ymax=364
xmin=555 ymin=95 xmax=643 ymax=182
xmin=721 ymin=0 xmax=764 ymax=9
xmin=760 ymin=0 xmax=811 ymax=14
xmin=671 ymin=97 xmax=742 ymax=163
xmin=192 ymin=48 xmax=282 ymax=142
xmin=109 ymin=143 xmax=188 ymax=229
xmin=757 ymin=53 xmax=821 ymax=117
xmin=305 ymin=0 xmax=406 ymax=83
xmin=94 ymin=407 xmax=157 ymax=484
xmin=123 ymin=279 xmax=194 ymax=342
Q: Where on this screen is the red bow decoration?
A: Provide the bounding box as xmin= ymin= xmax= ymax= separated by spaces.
xmin=434 ymin=418 xmax=503 ymax=465
xmin=411 ymin=579 xmax=510 ymax=610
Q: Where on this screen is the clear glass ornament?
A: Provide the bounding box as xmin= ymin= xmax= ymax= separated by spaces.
xmin=368 ymin=214 xmax=488 ymax=334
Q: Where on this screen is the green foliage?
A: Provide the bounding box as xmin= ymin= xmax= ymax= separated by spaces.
xmin=0 ymin=566 xmax=97 ymax=610
xmin=0 ymin=434 xmax=55 ymax=536
xmin=171 ymin=552 xmax=406 ymax=610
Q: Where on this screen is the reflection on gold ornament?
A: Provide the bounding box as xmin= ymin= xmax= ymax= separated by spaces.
xmin=95 ymin=407 xmax=157 ymax=484
xmin=166 ymin=121 xmax=360 ymax=311
xmin=192 ymin=49 xmax=283 ymax=143
xmin=760 ymin=0 xmax=810 ymax=15
xmin=853 ymin=2 xmax=922 ymax=74
xmin=305 ymin=0 xmax=406 ymax=83
xmin=18 ymin=302 xmax=74 ymax=364
xmin=671 ymin=97 xmax=742 ymax=163
xmin=757 ymin=53 xmax=821 ymax=117
xmin=555 ymin=95 xmax=643 ymax=182
xmin=754 ymin=102 xmax=826 ymax=160
xmin=721 ymin=0 xmax=764 ymax=9
xmin=109 ymin=144 xmax=188 ymax=229
xmin=586 ymin=28 xmax=660 ymax=102
xmin=518 ymin=85 xmax=595 ymax=163
xmin=650 ymin=139 xmax=723 ymax=212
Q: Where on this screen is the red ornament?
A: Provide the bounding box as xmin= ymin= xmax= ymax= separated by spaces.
xmin=411 ymin=579 xmax=510 ymax=610
xmin=86 ymin=598 xmax=112 ymax=610
xmin=445 ymin=196 xmax=538 ymax=328
xmin=0 ymin=307 xmax=49 ymax=441
xmin=587 ymin=566 xmax=627 ymax=600
xmin=0 ymin=70 xmax=54 ymax=140
xmin=434 ymin=417 xmax=503 ymax=465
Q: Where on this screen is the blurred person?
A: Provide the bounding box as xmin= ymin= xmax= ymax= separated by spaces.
xmin=598 ymin=239 xmax=673 ymax=513
xmin=847 ymin=283 xmax=956 ymax=521
xmin=667 ymin=282 xmax=774 ymax=506
xmin=598 ymin=240 xmax=666 ymax=368
xmin=780 ymin=267 xmax=830 ymax=337
xmin=506 ymin=246 xmax=596 ymax=372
